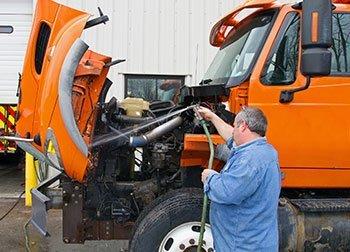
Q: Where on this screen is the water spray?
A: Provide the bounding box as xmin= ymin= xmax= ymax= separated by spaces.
xmin=91 ymin=105 xmax=197 ymax=148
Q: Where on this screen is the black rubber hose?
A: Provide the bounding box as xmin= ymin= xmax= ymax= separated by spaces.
xmin=98 ymin=78 xmax=113 ymax=103
xmin=113 ymin=115 xmax=154 ymax=124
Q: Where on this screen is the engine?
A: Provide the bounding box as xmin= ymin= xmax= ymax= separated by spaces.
xmin=60 ymin=81 xmax=235 ymax=242
xmin=83 ymin=96 xmax=194 ymax=223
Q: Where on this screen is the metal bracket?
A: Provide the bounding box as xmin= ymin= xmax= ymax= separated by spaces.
xmin=279 ymin=76 xmax=311 ymax=103
xmin=31 ymin=188 xmax=50 ymax=236
xmin=104 ymin=59 xmax=126 ymax=68
xmin=0 ymin=135 xmax=33 ymax=142
xmin=84 ymin=7 xmax=109 ymax=29
xmin=30 ymin=172 xmax=62 ymax=236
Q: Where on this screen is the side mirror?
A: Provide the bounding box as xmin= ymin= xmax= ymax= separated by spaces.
xmin=280 ymin=0 xmax=333 ymax=103
xmin=301 ymin=0 xmax=332 ymax=76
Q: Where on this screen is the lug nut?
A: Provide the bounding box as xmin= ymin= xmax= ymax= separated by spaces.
xmin=279 ymin=197 xmax=287 ymax=206
xmin=189 ymin=239 xmax=195 ymax=245
xmin=179 ymin=244 xmax=185 ymax=250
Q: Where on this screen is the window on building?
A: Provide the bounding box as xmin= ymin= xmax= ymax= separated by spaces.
xmin=331 ymin=14 xmax=350 ymax=74
xmin=260 ymin=13 xmax=300 ymax=85
xmin=0 ymin=26 xmax=13 ymax=34
xmin=125 ymin=75 xmax=185 ymax=103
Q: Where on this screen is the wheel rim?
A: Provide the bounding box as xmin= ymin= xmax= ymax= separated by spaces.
xmin=158 ymin=221 xmax=214 ymax=252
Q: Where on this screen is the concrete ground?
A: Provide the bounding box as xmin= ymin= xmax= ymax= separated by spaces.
xmin=0 ymin=157 xmax=128 ymax=252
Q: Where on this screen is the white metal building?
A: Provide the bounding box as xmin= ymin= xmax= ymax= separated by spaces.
xmin=1 ymin=0 xmax=239 ymax=102
xmin=0 ymin=0 xmax=33 ymax=104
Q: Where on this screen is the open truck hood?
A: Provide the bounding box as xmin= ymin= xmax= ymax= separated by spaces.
xmin=16 ymin=0 xmax=111 ymax=182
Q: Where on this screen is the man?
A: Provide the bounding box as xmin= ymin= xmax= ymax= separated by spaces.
xmin=197 ymin=106 xmax=281 ymax=251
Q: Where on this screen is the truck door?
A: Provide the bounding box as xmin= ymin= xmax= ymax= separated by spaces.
xmin=249 ymin=7 xmax=350 ymax=188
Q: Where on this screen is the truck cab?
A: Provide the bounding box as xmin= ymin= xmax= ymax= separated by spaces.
xmin=197 ymin=0 xmax=350 ymax=188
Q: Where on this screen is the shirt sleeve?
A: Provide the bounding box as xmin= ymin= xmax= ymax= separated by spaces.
xmin=226 ymin=137 xmax=234 ymax=149
xmin=214 ymin=144 xmax=231 ymax=162
xmin=204 ymin=158 xmax=260 ymax=205
xmin=203 ymin=170 xmax=219 ymax=193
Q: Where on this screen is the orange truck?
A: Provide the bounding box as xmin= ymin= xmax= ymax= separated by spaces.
xmin=14 ymin=0 xmax=350 ymax=251
xmin=0 ymin=105 xmax=17 ymax=154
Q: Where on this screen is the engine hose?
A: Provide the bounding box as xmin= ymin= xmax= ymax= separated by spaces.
xmin=197 ymin=119 xmax=214 ymax=252
xmin=129 ymin=116 xmax=183 ymax=147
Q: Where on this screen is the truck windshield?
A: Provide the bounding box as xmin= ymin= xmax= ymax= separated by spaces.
xmin=202 ymin=11 xmax=275 ymax=87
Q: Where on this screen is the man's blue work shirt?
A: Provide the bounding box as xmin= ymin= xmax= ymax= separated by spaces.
xmin=204 ymin=137 xmax=281 ymax=251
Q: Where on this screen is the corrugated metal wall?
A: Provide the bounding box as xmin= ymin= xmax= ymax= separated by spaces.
xmin=56 ymin=0 xmax=240 ymax=100
xmin=0 ymin=0 xmax=33 ymax=104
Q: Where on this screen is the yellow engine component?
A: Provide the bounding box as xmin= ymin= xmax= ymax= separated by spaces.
xmin=119 ymin=97 xmax=150 ymax=117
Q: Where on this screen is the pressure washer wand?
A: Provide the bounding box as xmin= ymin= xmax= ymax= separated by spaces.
xmin=193 ymin=106 xmax=214 ymax=252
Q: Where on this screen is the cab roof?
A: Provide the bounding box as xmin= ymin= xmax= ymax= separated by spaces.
xmin=210 ymin=0 xmax=349 ymax=47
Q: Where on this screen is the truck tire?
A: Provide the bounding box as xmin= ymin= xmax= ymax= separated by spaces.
xmin=129 ymin=188 xmax=214 ymax=252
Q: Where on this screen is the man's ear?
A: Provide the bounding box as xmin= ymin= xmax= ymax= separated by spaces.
xmin=240 ymin=122 xmax=248 ymax=133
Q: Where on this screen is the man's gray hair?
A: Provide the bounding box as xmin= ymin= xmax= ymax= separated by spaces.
xmin=235 ymin=106 xmax=268 ymax=137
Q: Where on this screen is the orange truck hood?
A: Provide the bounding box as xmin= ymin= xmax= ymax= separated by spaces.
xmin=16 ymin=0 xmax=111 ymax=182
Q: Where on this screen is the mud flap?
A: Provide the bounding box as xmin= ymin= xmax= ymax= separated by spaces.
xmin=30 ymin=171 xmax=62 ymax=236
xmin=31 ymin=189 xmax=51 ymax=236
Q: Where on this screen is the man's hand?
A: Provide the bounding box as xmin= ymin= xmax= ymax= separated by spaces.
xmin=197 ymin=106 xmax=233 ymax=142
xmin=202 ymin=169 xmax=213 ymax=183
xmin=197 ymin=106 xmax=216 ymax=122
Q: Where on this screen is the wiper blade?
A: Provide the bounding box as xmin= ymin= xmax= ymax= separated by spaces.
xmin=199 ymin=79 xmax=212 ymax=85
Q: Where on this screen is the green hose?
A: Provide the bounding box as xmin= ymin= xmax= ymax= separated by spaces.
xmin=197 ymin=119 xmax=214 ymax=252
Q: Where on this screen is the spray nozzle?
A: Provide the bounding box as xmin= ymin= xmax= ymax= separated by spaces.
xmin=193 ymin=105 xmax=203 ymax=120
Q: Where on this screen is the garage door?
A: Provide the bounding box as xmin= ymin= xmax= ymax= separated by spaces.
xmin=0 ymin=0 xmax=32 ymax=104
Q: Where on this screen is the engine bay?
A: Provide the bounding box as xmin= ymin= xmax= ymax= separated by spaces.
xmin=63 ymin=77 xmax=235 ymax=237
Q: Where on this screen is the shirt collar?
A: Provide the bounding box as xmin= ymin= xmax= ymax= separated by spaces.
xmin=234 ymin=137 xmax=267 ymax=151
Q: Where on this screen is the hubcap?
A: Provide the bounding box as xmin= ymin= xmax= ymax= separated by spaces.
xmin=158 ymin=222 xmax=214 ymax=252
